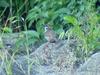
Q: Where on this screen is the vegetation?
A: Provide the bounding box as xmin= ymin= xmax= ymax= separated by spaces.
xmin=0 ymin=0 xmax=100 ymax=74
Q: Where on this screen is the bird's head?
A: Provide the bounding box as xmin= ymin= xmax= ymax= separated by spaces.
xmin=44 ymin=24 xmax=51 ymax=32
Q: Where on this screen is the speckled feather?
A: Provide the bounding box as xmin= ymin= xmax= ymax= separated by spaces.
xmin=44 ymin=27 xmax=57 ymax=43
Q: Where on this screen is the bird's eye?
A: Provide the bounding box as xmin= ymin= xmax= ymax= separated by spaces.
xmin=45 ymin=26 xmax=48 ymax=29
xmin=44 ymin=27 xmax=48 ymax=32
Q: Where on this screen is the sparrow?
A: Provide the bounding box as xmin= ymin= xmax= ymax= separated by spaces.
xmin=44 ymin=25 xmax=57 ymax=43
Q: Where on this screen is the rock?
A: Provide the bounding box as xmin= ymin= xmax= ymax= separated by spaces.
xmin=0 ymin=60 xmax=6 ymax=75
xmin=12 ymin=56 xmax=40 ymax=75
xmin=75 ymin=52 xmax=100 ymax=75
xmin=30 ymin=40 xmax=76 ymax=74
xmin=0 ymin=67 xmax=6 ymax=75
xmin=0 ymin=31 xmax=41 ymax=55
xmin=0 ymin=39 xmax=77 ymax=75
xmin=12 ymin=39 xmax=77 ymax=75
xmin=13 ymin=53 xmax=75 ymax=75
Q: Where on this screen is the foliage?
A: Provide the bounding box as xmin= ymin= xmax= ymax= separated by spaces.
xmin=2 ymin=27 xmax=12 ymax=33
xmin=64 ymin=14 xmax=100 ymax=54
xmin=15 ymin=30 xmax=40 ymax=48
xmin=62 ymin=0 xmax=100 ymax=59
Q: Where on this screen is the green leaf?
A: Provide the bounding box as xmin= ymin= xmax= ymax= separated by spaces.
xmin=94 ymin=42 xmax=100 ymax=49
xmin=0 ymin=37 xmax=3 ymax=48
xmin=64 ymin=16 xmax=78 ymax=26
xmin=3 ymin=27 xmax=12 ymax=33
xmin=59 ymin=31 xmax=65 ymax=39
xmin=15 ymin=31 xmax=40 ymax=48
xmin=36 ymin=19 xmax=45 ymax=34
xmin=21 ymin=30 xmax=40 ymax=38
xmin=0 ymin=0 xmax=9 ymax=7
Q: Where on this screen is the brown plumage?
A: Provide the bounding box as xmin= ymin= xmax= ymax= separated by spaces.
xmin=44 ymin=25 xmax=57 ymax=43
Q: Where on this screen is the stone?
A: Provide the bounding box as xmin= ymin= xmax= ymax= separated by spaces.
xmin=75 ymin=52 xmax=100 ymax=75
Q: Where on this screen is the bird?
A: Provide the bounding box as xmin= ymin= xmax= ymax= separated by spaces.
xmin=44 ymin=24 xmax=57 ymax=43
